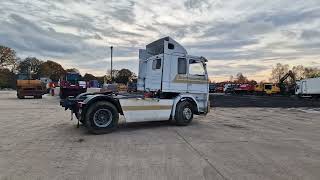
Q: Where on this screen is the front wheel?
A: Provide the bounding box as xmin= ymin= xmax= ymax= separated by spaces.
xmin=85 ymin=101 xmax=119 ymax=134
xmin=174 ymin=101 xmax=194 ymax=126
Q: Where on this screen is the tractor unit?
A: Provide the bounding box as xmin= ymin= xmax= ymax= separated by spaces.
xmin=60 ymin=37 xmax=209 ymax=134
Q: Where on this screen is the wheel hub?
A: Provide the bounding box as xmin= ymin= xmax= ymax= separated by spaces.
xmin=93 ymin=109 xmax=112 ymax=127
xmin=183 ymin=107 xmax=192 ymax=120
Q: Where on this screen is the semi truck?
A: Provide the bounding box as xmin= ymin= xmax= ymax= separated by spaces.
xmin=295 ymin=77 xmax=320 ymax=98
xmin=60 ymin=37 xmax=209 ymax=134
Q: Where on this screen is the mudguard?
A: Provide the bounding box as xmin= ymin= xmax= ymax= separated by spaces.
xmin=81 ymin=94 xmax=123 ymax=115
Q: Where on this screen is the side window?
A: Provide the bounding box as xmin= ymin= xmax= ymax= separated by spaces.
xmin=189 ymin=60 xmax=205 ymax=75
xmin=178 ymin=58 xmax=187 ymax=74
xmin=152 ymin=58 xmax=161 ymax=70
xmin=168 ymin=43 xmax=174 ymax=49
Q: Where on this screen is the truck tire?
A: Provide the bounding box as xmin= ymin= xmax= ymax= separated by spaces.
xmin=34 ymin=95 xmax=42 ymax=99
xmin=85 ymin=101 xmax=119 ymax=134
xmin=174 ymin=101 xmax=194 ymax=126
xmin=17 ymin=94 xmax=24 ymax=99
xmin=59 ymin=90 xmax=66 ymax=99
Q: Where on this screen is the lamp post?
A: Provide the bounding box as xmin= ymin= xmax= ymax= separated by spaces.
xmin=110 ymin=46 xmax=113 ymax=83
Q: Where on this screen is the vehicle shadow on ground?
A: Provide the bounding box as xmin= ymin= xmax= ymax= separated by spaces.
xmin=63 ymin=120 xmax=198 ymax=135
xmin=118 ymin=121 xmax=172 ymax=131
xmin=210 ymin=94 xmax=320 ymax=108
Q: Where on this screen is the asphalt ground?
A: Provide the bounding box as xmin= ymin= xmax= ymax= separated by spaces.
xmin=1 ymin=91 xmax=320 ymax=180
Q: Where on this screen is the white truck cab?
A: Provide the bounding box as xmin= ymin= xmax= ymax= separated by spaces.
xmin=295 ymin=78 xmax=320 ymax=98
xmin=61 ymin=37 xmax=210 ymax=134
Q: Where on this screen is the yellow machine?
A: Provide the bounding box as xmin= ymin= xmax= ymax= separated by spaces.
xmin=254 ymin=83 xmax=280 ymax=95
xmin=16 ymin=79 xmax=45 ymax=99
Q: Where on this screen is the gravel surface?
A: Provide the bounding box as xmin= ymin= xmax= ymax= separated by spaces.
xmin=1 ymin=91 xmax=320 ymax=180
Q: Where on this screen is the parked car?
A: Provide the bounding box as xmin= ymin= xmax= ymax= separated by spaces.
xmin=224 ymin=84 xmax=237 ymax=94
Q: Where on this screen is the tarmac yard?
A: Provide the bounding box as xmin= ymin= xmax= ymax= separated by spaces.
xmin=1 ymin=91 xmax=320 ymax=180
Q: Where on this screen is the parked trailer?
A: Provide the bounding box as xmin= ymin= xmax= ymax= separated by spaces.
xmin=295 ymin=77 xmax=320 ymax=98
xmin=61 ymin=37 xmax=209 ymax=134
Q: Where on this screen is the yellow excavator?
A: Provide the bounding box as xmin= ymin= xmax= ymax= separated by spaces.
xmin=254 ymin=71 xmax=295 ymax=96
xmin=254 ymin=83 xmax=280 ymax=95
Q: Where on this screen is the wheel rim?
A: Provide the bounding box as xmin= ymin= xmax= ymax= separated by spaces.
xmin=183 ymin=107 xmax=192 ymax=120
xmin=93 ymin=109 xmax=113 ymax=127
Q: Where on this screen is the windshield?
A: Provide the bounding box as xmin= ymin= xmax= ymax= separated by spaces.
xmin=66 ymin=73 xmax=80 ymax=81
xmin=17 ymin=74 xmax=29 ymax=80
xmin=264 ymin=84 xmax=272 ymax=90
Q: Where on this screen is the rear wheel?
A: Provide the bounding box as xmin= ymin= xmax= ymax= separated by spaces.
xmin=17 ymin=94 xmax=24 ymax=99
xmin=34 ymin=95 xmax=42 ymax=99
xmin=85 ymin=101 xmax=119 ymax=134
xmin=174 ymin=101 xmax=194 ymax=126
xmin=59 ymin=89 xmax=66 ymax=99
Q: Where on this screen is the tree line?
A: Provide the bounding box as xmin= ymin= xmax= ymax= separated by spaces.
xmin=270 ymin=63 xmax=320 ymax=83
xmin=0 ymin=45 xmax=135 ymax=89
xmin=219 ymin=63 xmax=320 ymax=85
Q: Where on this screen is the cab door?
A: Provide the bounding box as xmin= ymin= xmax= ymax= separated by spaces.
xmin=167 ymin=55 xmax=188 ymax=93
xmin=145 ymin=56 xmax=163 ymax=91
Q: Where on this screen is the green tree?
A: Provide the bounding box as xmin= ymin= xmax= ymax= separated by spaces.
xmin=38 ymin=60 xmax=66 ymax=82
xmin=0 ymin=68 xmax=16 ymax=89
xmin=65 ymin=68 xmax=80 ymax=74
xmin=83 ymin=73 xmax=97 ymax=81
xmin=17 ymin=57 xmax=43 ymax=79
xmin=115 ymin=68 xmax=133 ymax=84
xmin=0 ymin=45 xmax=17 ymax=70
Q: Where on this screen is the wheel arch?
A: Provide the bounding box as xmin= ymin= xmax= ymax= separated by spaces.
xmin=171 ymin=95 xmax=199 ymax=117
xmin=83 ymin=95 xmax=123 ymax=115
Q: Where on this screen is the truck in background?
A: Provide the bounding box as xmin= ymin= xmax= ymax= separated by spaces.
xmin=59 ymin=72 xmax=87 ymax=99
xmin=234 ymin=84 xmax=255 ymax=95
xmin=16 ymin=74 xmax=45 ymax=99
xmin=61 ymin=37 xmax=209 ymax=134
xmin=295 ymin=77 xmax=320 ymax=99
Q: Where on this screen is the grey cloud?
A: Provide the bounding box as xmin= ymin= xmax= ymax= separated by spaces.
xmin=186 ymin=38 xmax=259 ymax=50
xmin=202 ymin=7 xmax=320 ymax=41
xmin=208 ymin=64 xmax=269 ymax=76
xmin=0 ymin=14 xmax=82 ymax=55
xmin=184 ymin=0 xmax=212 ymax=11
xmin=108 ymin=1 xmax=136 ymax=24
xmin=258 ymin=8 xmax=320 ymax=26
xmin=0 ymin=13 xmax=139 ymax=74
xmin=300 ymin=30 xmax=320 ymax=40
xmin=1 ymin=0 xmax=320 ymax=79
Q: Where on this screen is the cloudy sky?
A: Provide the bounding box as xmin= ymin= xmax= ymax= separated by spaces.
xmin=1 ymin=0 xmax=320 ymax=81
